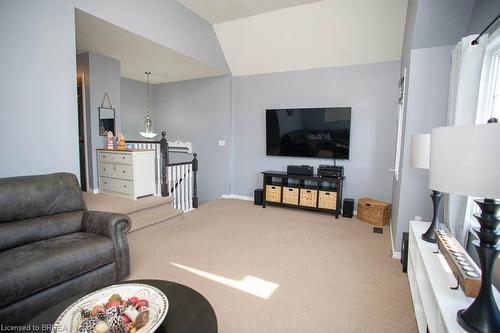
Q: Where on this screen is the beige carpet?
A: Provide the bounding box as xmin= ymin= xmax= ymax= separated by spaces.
xmin=127 ymin=199 xmax=417 ymax=333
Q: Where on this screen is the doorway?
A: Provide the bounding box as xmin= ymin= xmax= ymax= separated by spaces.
xmin=77 ymin=74 xmax=88 ymax=191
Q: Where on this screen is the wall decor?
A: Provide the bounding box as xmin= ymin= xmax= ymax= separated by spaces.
xmin=99 ymin=93 xmax=115 ymax=136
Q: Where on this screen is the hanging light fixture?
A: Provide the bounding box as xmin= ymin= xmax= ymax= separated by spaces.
xmin=139 ymin=71 xmax=158 ymax=139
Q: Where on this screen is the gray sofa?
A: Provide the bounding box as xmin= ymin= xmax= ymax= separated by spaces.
xmin=0 ymin=173 xmax=131 ymax=324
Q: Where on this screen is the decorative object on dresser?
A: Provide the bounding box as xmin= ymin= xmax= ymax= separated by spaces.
xmin=116 ymin=133 xmax=126 ymax=150
xmin=429 ymin=122 xmax=500 ymax=333
xmin=410 ymin=133 xmax=443 ymax=243
xmin=261 ymin=171 xmax=344 ymax=218
xmin=435 ymin=229 xmax=481 ymax=297
xmin=357 ymin=198 xmax=391 ymax=226
xmin=342 ymin=198 xmax=354 ymax=218
xmin=407 ymin=221 xmax=500 ymax=333
xmin=98 ymin=149 xmax=156 ymax=200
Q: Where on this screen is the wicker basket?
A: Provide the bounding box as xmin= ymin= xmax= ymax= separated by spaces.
xmin=318 ymin=190 xmax=337 ymax=210
xmin=357 ymin=198 xmax=391 ymax=226
xmin=282 ymin=187 xmax=299 ymax=205
xmin=266 ymin=185 xmax=281 ymax=203
xmin=300 ymin=188 xmax=318 ymax=208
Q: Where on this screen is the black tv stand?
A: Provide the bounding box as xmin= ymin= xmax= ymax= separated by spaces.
xmin=261 ymin=171 xmax=344 ymax=218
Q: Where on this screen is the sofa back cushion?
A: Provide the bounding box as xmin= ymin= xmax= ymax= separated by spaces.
xmin=0 ymin=173 xmax=86 ymax=250
xmin=0 ymin=211 xmax=84 ymax=251
xmin=0 ymin=173 xmax=86 ymax=223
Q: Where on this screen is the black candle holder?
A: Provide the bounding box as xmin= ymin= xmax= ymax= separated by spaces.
xmin=457 ymin=199 xmax=500 ymax=332
xmin=422 ymin=190 xmax=443 ymax=243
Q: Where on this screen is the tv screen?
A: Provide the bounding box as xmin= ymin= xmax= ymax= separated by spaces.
xmin=266 ymin=107 xmax=351 ymax=159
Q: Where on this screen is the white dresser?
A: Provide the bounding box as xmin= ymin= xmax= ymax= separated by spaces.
xmin=408 ymin=221 xmax=500 ymax=333
xmin=97 ymin=149 xmax=156 ymax=200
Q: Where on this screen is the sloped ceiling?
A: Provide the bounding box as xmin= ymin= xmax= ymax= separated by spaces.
xmin=214 ymin=0 xmax=408 ymax=76
xmin=76 ymin=9 xmax=227 ymax=83
xmin=175 ymin=0 xmax=321 ymax=24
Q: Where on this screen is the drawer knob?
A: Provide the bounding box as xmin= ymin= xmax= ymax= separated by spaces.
xmin=122 ymin=157 xmax=125 ymax=159
xmin=124 ymin=185 xmax=127 ymax=188
xmin=123 ymin=170 xmax=126 ymax=173
xmin=104 ymin=168 xmax=106 ymax=171
xmin=104 ymin=182 xmax=107 ymax=184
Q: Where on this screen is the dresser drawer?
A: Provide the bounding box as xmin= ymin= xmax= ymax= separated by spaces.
xmin=100 ymin=177 xmax=134 ymax=195
xmin=98 ymin=152 xmax=132 ymax=165
xmin=99 ymin=163 xmax=133 ymax=180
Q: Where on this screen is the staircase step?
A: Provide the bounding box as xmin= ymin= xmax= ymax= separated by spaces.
xmin=128 ymin=204 xmax=183 ymax=233
xmin=83 ymin=192 xmax=173 ymax=215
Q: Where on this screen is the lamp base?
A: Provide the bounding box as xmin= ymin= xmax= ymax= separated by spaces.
xmin=422 ymin=190 xmax=442 ymax=243
xmin=457 ymin=199 xmax=500 ymax=333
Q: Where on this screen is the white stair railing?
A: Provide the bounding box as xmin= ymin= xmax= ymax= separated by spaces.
xmin=167 ymin=162 xmax=194 ymax=212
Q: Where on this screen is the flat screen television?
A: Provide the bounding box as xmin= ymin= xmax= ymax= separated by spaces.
xmin=266 ymin=107 xmax=351 ymax=159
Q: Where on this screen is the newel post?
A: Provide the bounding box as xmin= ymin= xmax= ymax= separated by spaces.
xmin=192 ymin=153 xmax=198 ymax=208
xmin=160 ymin=131 xmax=169 ymax=197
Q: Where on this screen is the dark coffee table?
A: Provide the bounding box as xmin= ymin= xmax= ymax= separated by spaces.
xmin=27 ymin=279 xmax=218 ymax=333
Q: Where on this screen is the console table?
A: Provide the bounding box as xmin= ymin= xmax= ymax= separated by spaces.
xmin=261 ymin=171 xmax=344 ymax=218
xmin=408 ymin=221 xmax=500 ymax=332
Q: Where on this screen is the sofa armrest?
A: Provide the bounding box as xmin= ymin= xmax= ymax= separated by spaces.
xmin=82 ymin=211 xmax=131 ymax=280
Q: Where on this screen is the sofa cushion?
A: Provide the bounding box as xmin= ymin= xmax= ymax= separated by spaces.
xmin=0 ymin=211 xmax=84 ymax=251
xmin=0 ymin=232 xmax=114 ymax=308
xmin=0 ymin=173 xmax=86 ymax=223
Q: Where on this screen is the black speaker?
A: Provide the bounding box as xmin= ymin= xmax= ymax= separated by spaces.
xmin=342 ymin=198 xmax=354 ymax=218
xmin=254 ymin=189 xmax=263 ymax=205
xmin=401 ymin=232 xmax=409 ymax=273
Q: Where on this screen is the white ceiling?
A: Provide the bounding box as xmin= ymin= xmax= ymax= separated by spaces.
xmin=75 ymin=10 xmax=227 ymax=83
xmin=175 ymin=0 xmax=322 ymax=24
xmin=214 ymin=0 xmax=408 ymax=76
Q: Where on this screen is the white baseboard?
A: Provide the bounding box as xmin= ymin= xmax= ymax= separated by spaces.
xmin=88 ymin=188 xmax=99 ymax=194
xmin=221 ymin=194 xmax=253 ymax=201
xmin=389 ymin=220 xmax=400 ymax=259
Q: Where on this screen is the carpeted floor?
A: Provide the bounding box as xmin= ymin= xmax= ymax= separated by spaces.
xmin=127 ymin=199 xmax=417 ymax=333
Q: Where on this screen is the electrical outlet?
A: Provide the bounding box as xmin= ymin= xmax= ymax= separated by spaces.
xmin=218 ymin=140 xmax=226 ymax=146
xmin=415 ymin=216 xmax=423 ymax=221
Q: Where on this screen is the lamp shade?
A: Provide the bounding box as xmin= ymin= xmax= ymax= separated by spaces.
xmin=429 ymin=123 xmax=500 ymax=199
xmin=410 ymin=134 xmax=431 ymax=169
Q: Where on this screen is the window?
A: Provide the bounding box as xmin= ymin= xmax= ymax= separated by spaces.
xmin=491 ymin=54 xmax=500 ymax=119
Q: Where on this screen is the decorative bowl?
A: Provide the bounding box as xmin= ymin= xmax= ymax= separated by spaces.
xmin=51 ymin=283 xmax=168 ymax=333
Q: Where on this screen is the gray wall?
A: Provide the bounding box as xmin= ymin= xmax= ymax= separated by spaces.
xmin=411 ymin=0 xmax=475 ymax=49
xmin=467 ymin=0 xmax=500 ymax=35
xmin=76 ymin=52 xmax=121 ymax=189
xmin=390 ymin=0 xmax=498 ymax=252
xmin=0 ymin=0 xmax=79 ymax=179
xmin=120 ymin=78 xmax=153 ymax=141
xmin=231 ymin=62 xmax=400 ymax=203
xmin=393 ymin=45 xmax=452 ymax=251
xmin=153 ymin=76 xmax=232 ymax=203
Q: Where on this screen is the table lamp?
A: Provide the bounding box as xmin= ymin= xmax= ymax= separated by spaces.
xmin=429 ymin=122 xmax=500 ymax=332
xmin=410 ymin=134 xmax=442 ymax=243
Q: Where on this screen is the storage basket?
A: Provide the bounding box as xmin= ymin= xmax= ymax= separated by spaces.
xmin=318 ymin=190 xmax=337 ymax=210
xmin=300 ymin=188 xmax=318 ymax=208
xmin=282 ymin=187 xmax=299 ymax=205
xmin=357 ymin=198 xmax=391 ymax=226
xmin=265 ymin=185 xmax=281 ymax=203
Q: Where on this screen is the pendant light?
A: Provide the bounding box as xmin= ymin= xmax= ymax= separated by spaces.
xmin=139 ymin=71 xmax=158 ymax=139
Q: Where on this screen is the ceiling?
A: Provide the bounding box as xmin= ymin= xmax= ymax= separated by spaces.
xmin=214 ymin=0 xmax=407 ymax=76
xmin=175 ymin=0 xmax=322 ymax=24
xmin=75 ymin=10 xmax=226 ymax=83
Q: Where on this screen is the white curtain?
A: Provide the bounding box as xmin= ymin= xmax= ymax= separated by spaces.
xmin=445 ymin=34 xmax=488 ymax=245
